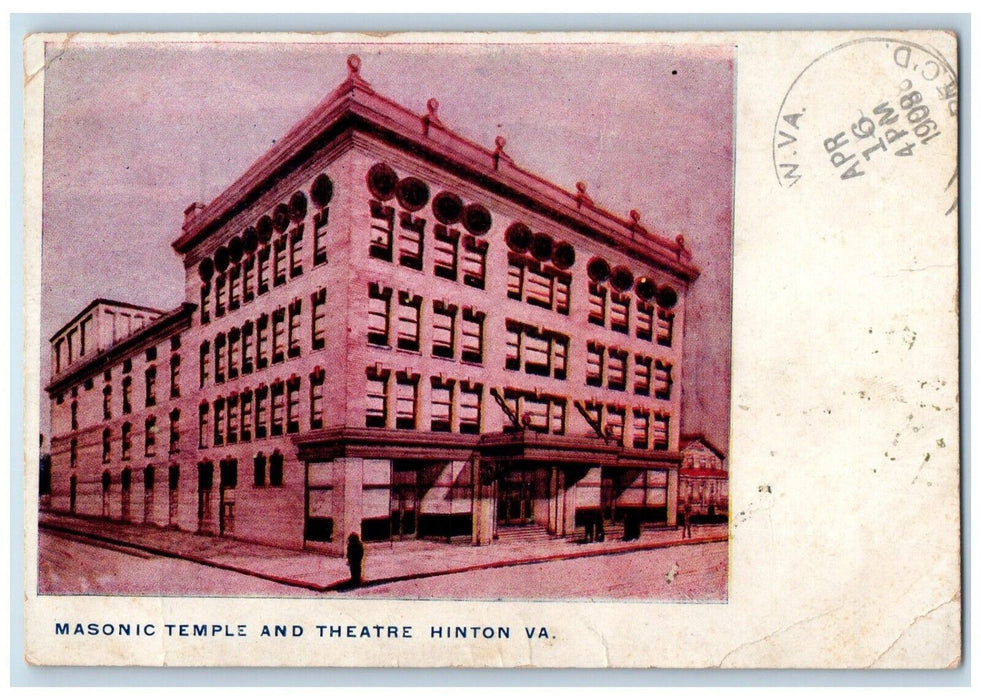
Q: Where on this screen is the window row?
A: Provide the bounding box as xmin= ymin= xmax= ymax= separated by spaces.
xmin=586 ymin=342 xmax=673 ymax=398
xmin=588 ymin=282 xmax=675 ymax=346
xmin=504 ymin=320 xmax=569 ymax=380
xmin=97 ymin=353 xmax=181 ymax=423
xmin=368 ymin=201 xmax=488 ymax=289
xmin=578 ymin=401 xmax=671 ymax=450
xmin=197 ymin=369 xmax=328 ymax=449
xmin=199 ymin=299 xmax=304 ymax=387
xmin=498 ymin=387 xmax=567 ymax=435
xmin=365 ymin=367 xmax=483 ymax=434
xmin=200 ymin=215 xmax=324 ymax=325
xmin=506 ymin=253 xmax=571 ymax=316
xmin=367 ymin=283 xmax=485 ymax=363
xmin=99 ymin=409 xmax=181 ymax=464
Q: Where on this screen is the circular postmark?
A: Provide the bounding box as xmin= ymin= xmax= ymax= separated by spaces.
xmin=773 ymin=37 xmax=958 ymax=215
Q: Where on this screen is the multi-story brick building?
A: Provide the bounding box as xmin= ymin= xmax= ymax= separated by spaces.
xmin=45 ymin=55 xmax=703 ymax=556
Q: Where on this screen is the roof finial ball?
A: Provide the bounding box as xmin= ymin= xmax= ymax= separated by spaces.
xmin=427 ymin=97 xmax=440 ymax=117
xmin=575 ymin=181 xmax=594 ymax=209
xmin=495 ymin=135 xmax=507 ymax=152
xmin=576 ymin=181 xmax=588 ymax=195
xmin=347 ymin=54 xmax=362 ymax=76
xmin=630 ymin=209 xmax=642 ymax=224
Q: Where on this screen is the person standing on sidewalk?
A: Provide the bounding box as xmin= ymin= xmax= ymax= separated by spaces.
xmin=346 ymin=533 xmax=365 ymax=587
xmin=682 ymin=501 xmax=693 ymax=539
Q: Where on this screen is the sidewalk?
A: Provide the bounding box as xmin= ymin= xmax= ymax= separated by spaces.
xmin=39 ymin=511 xmax=728 ymax=593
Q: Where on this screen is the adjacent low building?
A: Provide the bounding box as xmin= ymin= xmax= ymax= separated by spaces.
xmin=45 ymin=55 xmax=714 ymax=556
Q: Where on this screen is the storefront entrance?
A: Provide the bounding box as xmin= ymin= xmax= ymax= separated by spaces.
xmin=497 ymin=469 xmax=535 ymax=527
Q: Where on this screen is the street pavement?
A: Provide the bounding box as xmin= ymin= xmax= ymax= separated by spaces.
xmin=38 ymin=511 xmax=728 ymax=596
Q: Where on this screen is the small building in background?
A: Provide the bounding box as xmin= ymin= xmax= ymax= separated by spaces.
xmin=679 ymin=434 xmax=728 ymax=523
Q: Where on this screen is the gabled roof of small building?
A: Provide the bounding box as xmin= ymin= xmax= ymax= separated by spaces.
xmin=679 ymin=433 xmax=727 ymax=461
xmin=172 ymin=55 xmax=699 ymax=282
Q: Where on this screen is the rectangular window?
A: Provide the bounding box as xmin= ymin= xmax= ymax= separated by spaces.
xmin=240 ymin=391 xmax=253 ymax=442
xmin=459 ymin=382 xmax=482 ymax=434
xmin=311 ymin=288 xmax=327 ymax=350
xmin=242 ymin=254 xmax=256 ymax=303
xmin=145 ymin=366 xmax=157 ymax=407
xmin=289 ymin=226 xmax=304 ymax=278
xmin=523 ymin=395 xmax=550 ymax=433
xmin=272 ymin=308 xmax=286 ymax=364
xmin=288 ymin=299 xmax=302 ymax=358
xmin=505 ymin=322 xmax=522 ymax=371
xmin=461 ymin=308 xmax=484 ymax=364
xmin=241 ymin=321 xmax=254 ymax=375
xmin=121 ymin=423 xmax=132 ymax=460
xmin=632 ymin=409 xmax=650 ymax=449
xmin=398 ymin=212 xmax=425 ymax=270
xmin=610 ymin=292 xmax=630 ymax=334
xmin=170 ymin=354 xmax=180 ymax=398
xmin=636 ymin=301 xmax=654 ymax=341
xmin=253 ymin=453 xmax=267 ymax=487
xmin=656 ymin=309 xmax=674 ymax=347
xmin=365 ymin=368 xmax=389 ymax=428
xmin=144 ymin=417 xmax=156 ymax=457
xmin=169 ymin=409 xmax=180 ymax=453
xmin=257 ymin=246 xmax=271 ymax=295
xmin=369 ymin=200 xmax=395 ymax=261
xmin=227 ymin=328 xmax=240 ymax=380
xmin=367 ymin=284 xmax=391 ymax=346
xmin=215 ymin=274 xmax=226 ymax=318
xmin=506 ymin=257 xmax=524 ymax=300
xmin=122 ymin=377 xmax=132 ymax=414
xmin=552 ymin=334 xmax=569 ymax=380
xmin=103 ymin=385 xmax=112 ymax=420
xmin=395 ymin=374 xmax=418 ymax=429
xmin=550 ymin=399 xmax=566 ymax=435
xmin=198 ymin=403 xmax=209 ymax=449
xmin=227 ymin=394 xmax=238 ymax=444
xmin=432 ymin=302 xmax=456 ymax=359
xmin=588 ymin=283 xmax=607 ymax=326
xmin=586 ymin=342 xmax=604 ymax=387
xmin=461 ymin=236 xmax=487 ymax=289
xmin=270 ymin=381 xmax=285 ymax=436
xmin=310 ymin=369 xmax=325 ymax=430
xmin=313 ymin=208 xmax=329 ymax=266
xmin=256 ymin=314 xmax=269 ymax=370
xmin=396 ymin=292 xmax=422 ymax=352
xmin=605 ymin=406 xmax=625 ymax=445
xmin=286 ymin=377 xmax=301 ymax=434
xmin=228 ymin=264 xmax=241 ymax=311
xmin=555 ymin=274 xmax=571 ymax=315
xmin=653 ymin=412 xmax=670 ymax=450
xmin=273 ymin=235 xmax=288 ymax=287
xmin=524 ymin=264 xmax=553 ymax=310
xmin=430 ymin=379 xmax=453 ymax=432
xmin=255 ymin=387 xmax=269 ymax=440
xmin=433 ymin=225 xmax=459 ymax=281
xmin=200 ymin=283 xmax=211 ymax=324
xmin=654 ymin=360 xmax=673 ymax=400
xmin=523 ymin=331 xmax=550 ymax=377
xmin=634 ymin=355 xmax=653 ymax=395
xmin=213 ymin=399 xmax=225 ymax=446
xmin=607 ymin=349 xmax=628 ymax=391
xmin=214 ymin=334 xmax=226 ymax=383
xmin=102 ymin=429 xmax=111 ymax=463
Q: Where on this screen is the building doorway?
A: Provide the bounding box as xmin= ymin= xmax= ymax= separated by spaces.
xmin=219 ymin=458 xmax=237 ymax=536
xmin=168 ymin=465 xmax=179 ymax=527
xmin=69 ymin=475 xmax=77 ymax=514
xmin=197 ymin=461 xmax=213 ymax=534
xmin=143 ymin=466 xmax=155 ymax=524
xmin=120 ymin=468 xmax=132 ymax=521
xmin=390 ymin=463 xmax=417 ymax=540
xmin=101 ymin=470 xmax=111 ymax=518
xmin=498 ymin=469 xmax=534 ymax=526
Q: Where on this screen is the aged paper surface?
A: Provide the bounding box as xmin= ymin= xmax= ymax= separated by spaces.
xmin=22 ymin=31 xmax=959 ymax=668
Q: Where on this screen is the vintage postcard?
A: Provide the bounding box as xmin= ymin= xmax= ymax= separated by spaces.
xmin=21 ymin=31 xmax=959 ymax=667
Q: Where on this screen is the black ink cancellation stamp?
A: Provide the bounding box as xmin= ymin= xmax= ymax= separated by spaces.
xmin=773 ymin=37 xmax=958 ymax=214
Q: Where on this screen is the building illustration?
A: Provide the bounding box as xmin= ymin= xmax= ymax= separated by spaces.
xmin=44 ymin=54 xmax=719 ymax=559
